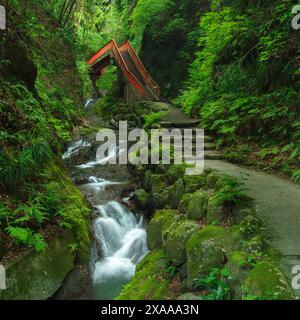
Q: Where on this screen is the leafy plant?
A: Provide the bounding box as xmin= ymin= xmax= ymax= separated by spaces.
xmin=194 ymin=268 xmax=232 ymax=300
xmin=6 ymin=227 xmax=47 ymax=252
xmin=212 ymin=176 xmax=248 ymax=206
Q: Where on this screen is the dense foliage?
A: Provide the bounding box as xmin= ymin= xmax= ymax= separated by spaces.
xmin=176 ymin=0 xmax=300 ymax=180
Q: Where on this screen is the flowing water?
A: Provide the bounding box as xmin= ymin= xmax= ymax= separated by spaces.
xmin=63 ymin=138 xmax=148 ymax=300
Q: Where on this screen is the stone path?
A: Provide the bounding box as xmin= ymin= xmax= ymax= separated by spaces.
xmin=163 ymin=104 xmax=300 ymax=297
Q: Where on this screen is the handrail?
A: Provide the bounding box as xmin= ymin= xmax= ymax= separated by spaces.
xmin=119 ymin=41 xmax=160 ymax=97
xmin=87 ymin=39 xmax=145 ymax=96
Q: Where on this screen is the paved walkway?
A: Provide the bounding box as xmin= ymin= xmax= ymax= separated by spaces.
xmin=163 ymin=104 xmax=300 ymax=296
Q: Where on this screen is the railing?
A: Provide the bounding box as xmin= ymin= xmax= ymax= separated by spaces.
xmin=87 ymin=39 xmax=145 ymax=96
xmin=119 ymin=41 xmax=160 ymax=97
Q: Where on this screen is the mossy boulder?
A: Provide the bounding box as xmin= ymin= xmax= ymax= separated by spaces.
xmin=224 ymin=225 xmax=244 ymax=254
xmin=134 ymin=189 xmax=149 ymax=209
xmin=178 ymin=193 xmax=192 ymax=214
xmin=242 ymin=262 xmax=294 ymax=300
xmin=116 ymin=250 xmax=176 ymax=300
xmin=169 ymin=178 xmax=185 ymax=209
xmin=206 ymin=171 xmax=224 ymax=189
xmin=225 ymin=251 xmax=250 ymax=299
xmin=183 ymin=175 xmax=207 ymax=193
xmin=147 ymin=209 xmax=178 ymax=250
xmin=186 ymin=190 xmax=209 ymax=220
xmin=0 ymin=230 xmax=76 ymax=300
xmin=186 ymin=226 xmax=226 ymax=289
xmin=207 ymin=197 xmax=224 ymax=225
xmin=166 ymin=164 xmax=191 ymax=184
xmin=163 ymin=220 xmax=200 ymax=266
xmin=144 ymin=172 xmax=170 ymax=209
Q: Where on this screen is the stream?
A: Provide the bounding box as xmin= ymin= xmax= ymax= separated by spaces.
xmin=62 ymin=135 xmax=148 ymax=300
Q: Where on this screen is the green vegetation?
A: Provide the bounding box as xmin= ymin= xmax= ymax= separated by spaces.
xmin=176 ymin=0 xmax=300 ymax=179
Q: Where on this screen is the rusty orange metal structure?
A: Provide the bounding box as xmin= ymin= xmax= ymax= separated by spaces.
xmin=87 ymin=39 xmax=160 ymax=103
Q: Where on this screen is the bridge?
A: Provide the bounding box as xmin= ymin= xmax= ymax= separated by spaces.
xmin=87 ymin=39 xmax=160 ymax=104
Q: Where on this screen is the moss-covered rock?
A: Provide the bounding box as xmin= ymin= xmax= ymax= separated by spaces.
xmin=166 ymin=164 xmax=192 ymax=184
xmin=163 ymin=220 xmax=200 ymax=266
xmin=225 ymin=251 xmax=250 ymax=299
xmin=206 ymin=170 xmax=224 ymax=189
xmin=178 ymin=193 xmax=192 ymax=214
xmin=0 ymin=230 xmax=75 ymax=300
xmin=147 ymin=209 xmax=178 ymax=250
xmin=144 ymin=172 xmax=169 ymax=209
xmin=186 ymin=190 xmax=209 ymax=220
xmin=207 ymin=197 xmax=224 ymax=225
xmin=225 ymin=225 xmax=244 ymax=254
xmin=134 ymin=189 xmax=149 ymax=209
xmin=116 ymin=250 xmax=176 ymax=300
xmin=242 ymin=261 xmax=294 ymax=300
xmin=183 ymin=175 xmax=207 ymax=193
xmin=169 ymin=178 xmax=185 ymax=209
xmin=186 ymin=226 xmax=226 ymax=289
xmin=47 ymin=163 xmax=91 ymax=263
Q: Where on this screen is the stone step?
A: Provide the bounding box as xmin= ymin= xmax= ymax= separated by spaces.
xmin=172 ymin=142 xmax=216 ymax=151
xmin=184 ymin=151 xmax=224 ymax=161
xmin=160 ymin=120 xmax=200 ymax=128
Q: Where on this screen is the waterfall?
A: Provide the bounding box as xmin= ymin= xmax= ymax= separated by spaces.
xmin=92 ymin=201 xmax=148 ymax=300
xmin=62 ymin=139 xmax=91 ymax=160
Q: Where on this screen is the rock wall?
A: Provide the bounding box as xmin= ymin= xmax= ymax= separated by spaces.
xmin=0 ymin=231 xmax=76 ymax=300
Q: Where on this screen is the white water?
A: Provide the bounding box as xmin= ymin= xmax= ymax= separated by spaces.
xmin=92 ymin=201 xmax=148 ymax=300
xmin=62 ymin=139 xmax=91 ymax=160
xmin=79 ymin=176 xmax=123 ymax=195
xmin=76 ymin=144 xmax=125 ymax=169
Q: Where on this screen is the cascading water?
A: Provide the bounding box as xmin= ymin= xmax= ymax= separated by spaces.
xmin=92 ymin=201 xmax=148 ymax=300
xmin=63 ymin=138 xmax=148 ymax=300
xmin=62 ymin=139 xmax=91 ymax=160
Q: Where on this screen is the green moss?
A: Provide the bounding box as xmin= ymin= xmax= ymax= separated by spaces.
xmin=186 ymin=190 xmax=209 ymax=220
xmin=147 ymin=209 xmax=178 ymax=250
xmin=169 ymin=178 xmax=185 ymax=209
xmin=183 ymin=175 xmax=207 ymax=193
xmin=116 ymin=250 xmax=176 ymax=300
xmin=134 ymin=189 xmax=149 ymax=209
xmin=225 ymin=251 xmax=250 ymax=299
xmin=206 ymin=170 xmax=224 ymax=189
xmin=45 ymin=162 xmax=91 ymax=263
xmin=178 ymin=193 xmax=192 ymax=214
xmin=224 ymin=225 xmax=244 ymax=254
xmin=186 ymin=226 xmax=226 ymax=288
xmin=242 ymin=262 xmax=294 ymax=300
xmin=207 ymin=197 xmax=224 ymax=225
xmin=163 ymin=219 xmax=200 ymax=266
xmin=166 ymin=164 xmax=193 ymax=184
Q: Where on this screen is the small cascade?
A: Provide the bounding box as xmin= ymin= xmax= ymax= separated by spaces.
xmin=92 ymin=201 xmax=148 ymax=300
xmin=62 ymin=139 xmax=91 ymax=160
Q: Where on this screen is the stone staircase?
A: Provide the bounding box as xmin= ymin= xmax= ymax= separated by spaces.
xmin=159 ymin=119 xmax=224 ymax=162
